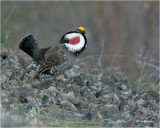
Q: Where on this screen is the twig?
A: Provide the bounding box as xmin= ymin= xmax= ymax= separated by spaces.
xmin=97 ymin=40 xmax=104 ymax=67
xmin=145 ymin=62 xmax=160 ymax=72
xmin=135 ymin=48 xmax=159 ymax=72
xmin=2 ymin=6 xmax=16 ymax=26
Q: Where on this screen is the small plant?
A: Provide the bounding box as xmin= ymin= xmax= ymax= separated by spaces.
xmin=134 ymin=48 xmax=159 ymax=92
xmin=29 ymin=106 xmax=40 ymax=119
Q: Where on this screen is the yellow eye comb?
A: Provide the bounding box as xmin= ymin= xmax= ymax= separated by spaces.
xmin=78 ymin=27 xmax=85 ymax=32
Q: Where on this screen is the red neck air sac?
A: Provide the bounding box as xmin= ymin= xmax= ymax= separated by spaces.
xmin=69 ymin=37 xmax=80 ymax=45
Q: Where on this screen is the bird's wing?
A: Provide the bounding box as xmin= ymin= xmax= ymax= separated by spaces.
xmin=38 ymin=45 xmax=65 ymax=74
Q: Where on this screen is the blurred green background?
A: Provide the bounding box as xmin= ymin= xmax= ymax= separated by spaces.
xmin=1 ymin=1 xmax=159 ymax=81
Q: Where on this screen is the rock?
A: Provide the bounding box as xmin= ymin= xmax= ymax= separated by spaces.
xmin=32 ymin=81 xmax=52 ymax=90
xmin=9 ymin=87 xmax=36 ymax=99
xmin=48 ymin=86 xmax=58 ymax=92
xmin=95 ymin=112 xmax=103 ymax=121
xmin=80 ymin=87 xmax=95 ymax=97
xmin=61 ymin=91 xmax=78 ymax=104
xmin=56 ymin=98 xmax=77 ymax=111
xmin=63 ymin=85 xmax=81 ymax=97
xmin=1 ymin=52 xmax=8 ymax=59
xmin=82 ymin=112 xmax=96 ymax=120
xmin=27 ymin=96 xmax=37 ymax=104
xmin=72 ymin=76 xmax=85 ymax=86
xmin=27 ymin=70 xmax=37 ymax=79
xmin=41 ymin=95 xmax=49 ymax=106
xmin=82 ymin=111 xmax=103 ymax=121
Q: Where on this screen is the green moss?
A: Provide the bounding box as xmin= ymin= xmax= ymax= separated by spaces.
xmin=130 ymin=79 xmax=158 ymax=93
xmin=12 ymin=107 xmax=26 ymax=116
xmin=7 ymin=106 xmax=99 ymax=127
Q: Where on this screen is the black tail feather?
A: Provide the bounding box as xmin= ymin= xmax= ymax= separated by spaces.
xmin=19 ymin=34 xmax=38 ymax=57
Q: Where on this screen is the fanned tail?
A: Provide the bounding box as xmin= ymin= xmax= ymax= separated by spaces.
xmin=19 ymin=34 xmax=38 ymax=57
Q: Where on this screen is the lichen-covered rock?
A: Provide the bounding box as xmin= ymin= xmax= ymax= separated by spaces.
xmin=61 ymin=91 xmax=78 ymax=104
xmin=119 ymin=91 xmax=159 ymax=127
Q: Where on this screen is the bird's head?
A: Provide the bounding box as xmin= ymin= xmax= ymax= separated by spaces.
xmin=60 ymin=27 xmax=87 ymax=56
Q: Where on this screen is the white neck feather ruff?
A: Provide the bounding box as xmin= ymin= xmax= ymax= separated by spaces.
xmin=64 ymin=33 xmax=85 ymax=52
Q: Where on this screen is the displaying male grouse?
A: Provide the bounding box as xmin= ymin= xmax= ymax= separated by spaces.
xmin=19 ymin=27 xmax=87 ymax=79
